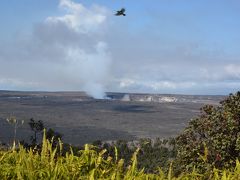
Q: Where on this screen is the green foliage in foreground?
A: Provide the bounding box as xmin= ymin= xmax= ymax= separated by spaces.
xmin=0 ymin=133 xmax=240 ymax=179
xmin=92 ymin=137 xmax=176 ymax=174
xmin=175 ymin=91 xmax=240 ymax=174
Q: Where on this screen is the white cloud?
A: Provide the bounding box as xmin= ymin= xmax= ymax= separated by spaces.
xmin=46 ymin=0 xmax=107 ymax=33
xmin=117 ymin=78 xmax=197 ymax=92
xmin=225 ymin=64 xmax=240 ymax=79
xmin=119 ymin=79 xmax=135 ymax=88
xmin=0 ymin=78 xmax=40 ymax=90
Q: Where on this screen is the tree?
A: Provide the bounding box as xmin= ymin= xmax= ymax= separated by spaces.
xmin=28 ymin=118 xmax=44 ymax=145
xmin=174 ymin=91 xmax=240 ymax=174
xmin=46 ymin=128 xmax=63 ymax=147
xmin=137 ymin=138 xmax=176 ymax=173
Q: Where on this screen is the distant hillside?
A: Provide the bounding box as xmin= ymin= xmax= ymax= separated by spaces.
xmin=106 ymin=92 xmax=224 ymax=104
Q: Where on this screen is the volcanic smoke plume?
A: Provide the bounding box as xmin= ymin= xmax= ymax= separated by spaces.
xmin=0 ymin=0 xmax=112 ymax=99
xmin=44 ymin=0 xmax=112 ymax=99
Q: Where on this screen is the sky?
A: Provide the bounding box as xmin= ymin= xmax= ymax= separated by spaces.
xmin=0 ymin=0 xmax=239 ymax=97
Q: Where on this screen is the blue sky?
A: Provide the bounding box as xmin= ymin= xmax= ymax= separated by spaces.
xmin=0 ymin=0 xmax=239 ymax=97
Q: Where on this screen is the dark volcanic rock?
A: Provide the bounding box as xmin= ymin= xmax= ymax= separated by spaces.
xmin=0 ymin=91 xmax=225 ymax=145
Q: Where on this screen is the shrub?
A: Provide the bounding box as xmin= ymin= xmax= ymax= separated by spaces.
xmin=175 ymin=91 xmax=240 ymax=174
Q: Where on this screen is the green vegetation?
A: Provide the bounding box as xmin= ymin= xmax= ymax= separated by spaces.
xmin=0 ymin=133 xmax=240 ymax=179
xmin=92 ymin=138 xmax=176 ymax=174
xmin=0 ymin=91 xmax=240 ymax=179
xmin=28 ymin=118 xmax=44 ymax=145
xmin=175 ymin=91 xmax=240 ymax=174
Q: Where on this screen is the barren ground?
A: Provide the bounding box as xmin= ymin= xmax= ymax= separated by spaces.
xmin=0 ymin=91 xmax=224 ymax=145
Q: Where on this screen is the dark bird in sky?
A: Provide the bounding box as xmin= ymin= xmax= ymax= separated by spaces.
xmin=115 ymin=8 xmax=126 ymax=16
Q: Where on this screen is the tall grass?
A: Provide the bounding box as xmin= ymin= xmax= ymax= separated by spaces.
xmin=0 ymin=132 xmax=240 ymax=179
